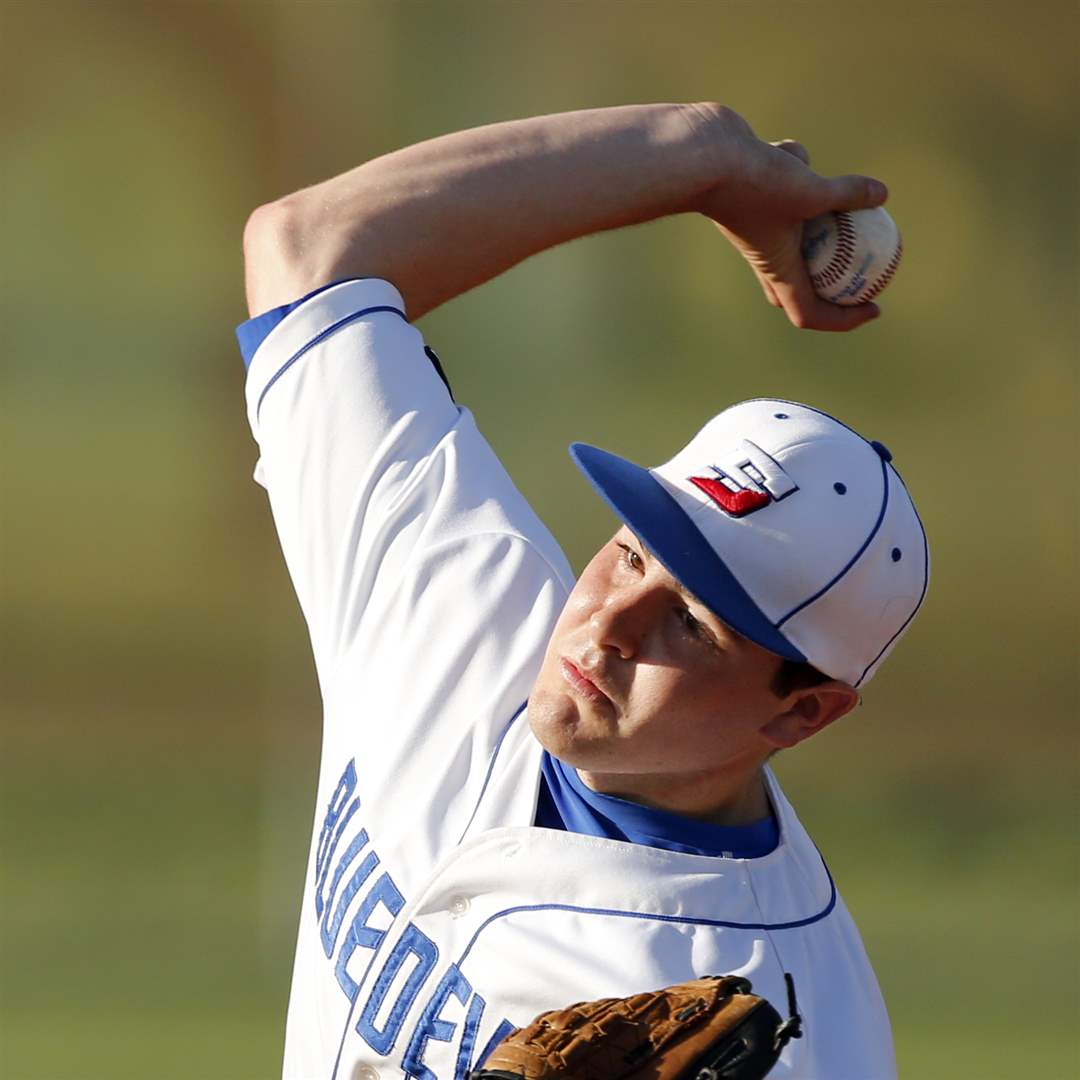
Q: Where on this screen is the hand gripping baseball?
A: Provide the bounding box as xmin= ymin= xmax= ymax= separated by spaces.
xmin=470 ymin=974 xmax=802 ymax=1080
xmin=682 ymin=104 xmax=888 ymax=333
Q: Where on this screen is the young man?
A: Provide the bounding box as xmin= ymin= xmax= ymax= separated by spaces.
xmin=238 ymin=103 xmax=928 ymax=1080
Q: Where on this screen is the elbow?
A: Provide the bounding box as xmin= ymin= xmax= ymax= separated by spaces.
xmin=242 ymin=197 xmax=309 ymax=318
xmin=243 ymin=199 xmax=298 ymax=267
xmin=241 ymin=190 xmax=405 ymax=319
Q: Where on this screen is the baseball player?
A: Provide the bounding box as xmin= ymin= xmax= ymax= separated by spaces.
xmin=237 ymin=103 xmax=929 ymax=1080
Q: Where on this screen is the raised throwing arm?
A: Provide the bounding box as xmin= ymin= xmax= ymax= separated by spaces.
xmin=243 ymin=102 xmax=887 ymax=330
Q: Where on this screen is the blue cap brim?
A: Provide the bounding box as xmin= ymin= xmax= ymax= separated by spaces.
xmin=569 ymin=442 xmax=805 ymax=663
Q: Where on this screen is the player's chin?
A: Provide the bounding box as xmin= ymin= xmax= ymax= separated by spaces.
xmin=526 ymin=685 xmax=613 ymax=759
xmin=526 ymin=685 xmax=576 ymax=744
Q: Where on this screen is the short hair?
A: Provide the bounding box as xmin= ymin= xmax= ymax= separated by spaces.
xmin=770 ymin=657 xmax=832 ymax=698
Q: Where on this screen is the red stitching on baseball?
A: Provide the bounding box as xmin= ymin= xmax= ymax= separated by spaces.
xmin=859 ymin=239 xmax=903 ymax=303
xmin=809 ymin=211 xmax=856 ymax=290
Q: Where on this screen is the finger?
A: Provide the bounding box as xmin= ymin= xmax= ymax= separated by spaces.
xmin=821 ymin=174 xmax=888 ymax=213
xmin=772 ymin=139 xmax=810 ymax=166
xmin=773 ymin=272 xmax=882 ymax=331
xmin=756 ymin=274 xmax=781 ymax=307
xmin=811 ymin=299 xmax=882 ymax=332
xmin=769 ymin=256 xmax=829 ymax=326
xmin=787 ymin=297 xmax=882 ymax=332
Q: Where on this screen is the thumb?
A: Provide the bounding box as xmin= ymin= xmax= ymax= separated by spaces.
xmin=772 ymin=139 xmax=811 ymax=166
xmin=821 ymin=174 xmax=888 ymax=213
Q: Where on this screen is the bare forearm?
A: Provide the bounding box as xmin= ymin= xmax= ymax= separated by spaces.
xmin=245 ymin=103 xmax=724 ymax=318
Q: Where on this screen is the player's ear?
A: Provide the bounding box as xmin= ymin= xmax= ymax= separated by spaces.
xmin=759 ymin=681 xmax=860 ymax=750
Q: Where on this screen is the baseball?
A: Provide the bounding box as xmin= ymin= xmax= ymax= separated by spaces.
xmin=801 ymin=206 xmax=902 ymax=305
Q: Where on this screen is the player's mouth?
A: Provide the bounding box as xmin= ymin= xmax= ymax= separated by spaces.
xmin=560 ymin=658 xmax=612 ymax=708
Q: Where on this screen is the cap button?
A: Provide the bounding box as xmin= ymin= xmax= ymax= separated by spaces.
xmin=870 ymin=440 xmax=893 ymax=462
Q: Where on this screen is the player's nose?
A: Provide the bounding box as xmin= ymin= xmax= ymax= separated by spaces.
xmin=587 ymin=585 xmax=658 ymax=660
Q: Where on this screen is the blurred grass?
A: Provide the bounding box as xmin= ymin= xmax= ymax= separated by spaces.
xmin=0 ymin=712 xmax=307 ymax=1079
xmin=2 ymin=0 xmax=1078 ymax=1077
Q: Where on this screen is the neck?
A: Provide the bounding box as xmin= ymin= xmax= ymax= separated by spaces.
xmin=575 ymin=761 xmax=773 ymax=827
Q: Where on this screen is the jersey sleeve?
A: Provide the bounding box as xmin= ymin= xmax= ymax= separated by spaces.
xmin=241 ymin=277 xmax=575 ymax=708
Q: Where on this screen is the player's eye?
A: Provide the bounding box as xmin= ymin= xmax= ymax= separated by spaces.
xmin=616 ymin=542 xmax=644 ymax=572
xmin=679 ymin=608 xmax=717 ymax=648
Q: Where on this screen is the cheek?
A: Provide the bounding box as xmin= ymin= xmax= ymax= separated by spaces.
xmin=628 ymin=665 xmax=759 ymax=730
xmin=549 ymin=572 xmax=605 ymax=643
xmin=620 ymin=662 xmax=691 ymax=723
xmin=537 ymin=584 xmax=599 ymax=691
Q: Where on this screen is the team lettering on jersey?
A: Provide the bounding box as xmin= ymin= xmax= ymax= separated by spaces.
xmin=314 ymin=759 xmax=514 ymax=1080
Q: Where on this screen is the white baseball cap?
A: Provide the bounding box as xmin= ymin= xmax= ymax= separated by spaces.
xmin=570 ymin=398 xmax=929 ymax=687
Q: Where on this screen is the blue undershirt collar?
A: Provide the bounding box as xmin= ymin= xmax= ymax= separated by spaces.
xmin=535 ymin=750 xmax=779 ymax=859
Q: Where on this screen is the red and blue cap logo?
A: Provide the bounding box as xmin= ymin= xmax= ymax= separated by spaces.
xmin=689 ymin=439 xmax=798 ymax=518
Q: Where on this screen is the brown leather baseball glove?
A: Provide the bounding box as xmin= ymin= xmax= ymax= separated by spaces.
xmin=470 ymin=974 xmax=802 ymax=1080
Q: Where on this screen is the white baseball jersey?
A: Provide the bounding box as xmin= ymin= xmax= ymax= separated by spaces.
xmin=240 ymin=278 xmax=897 ymax=1080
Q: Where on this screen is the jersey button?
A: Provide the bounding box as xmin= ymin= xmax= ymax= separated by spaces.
xmin=353 ymin=1066 xmax=380 ymax=1080
xmin=448 ymin=895 xmax=470 ymax=918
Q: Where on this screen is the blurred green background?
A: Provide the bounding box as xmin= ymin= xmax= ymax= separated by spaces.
xmin=2 ymin=1 xmax=1077 ymax=1077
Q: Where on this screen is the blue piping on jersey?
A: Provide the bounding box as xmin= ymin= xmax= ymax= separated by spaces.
xmin=254 ymin=304 xmax=408 ymax=421
xmin=456 ymin=702 xmax=528 ymax=846
xmin=236 ymin=279 xmax=354 ymax=367
xmin=454 ymin=859 xmax=838 ymax=972
xmin=236 ymin=276 xmax=382 ymax=367
xmin=775 ymin=455 xmax=890 ymax=629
